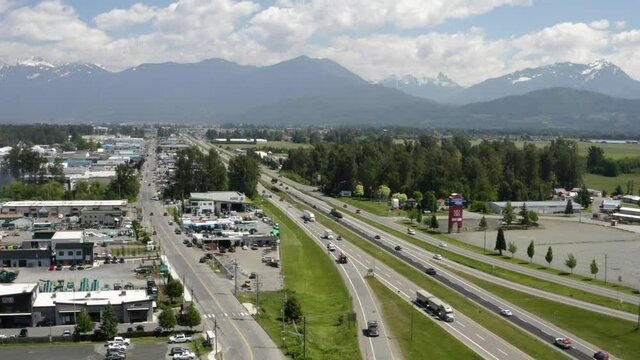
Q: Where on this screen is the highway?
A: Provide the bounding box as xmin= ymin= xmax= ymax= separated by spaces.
xmin=141 ymin=139 xmax=286 ymax=360
xmin=261 ymin=183 xmax=398 ymax=360
xmin=275 ymin=176 xmax=605 ymax=360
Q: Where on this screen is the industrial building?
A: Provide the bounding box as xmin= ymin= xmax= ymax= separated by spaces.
xmin=187 ymin=191 xmax=249 ymax=215
xmin=0 ymin=200 xmax=127 ymax=218
xmin=488 ymin=200 xmax=583 ymax=215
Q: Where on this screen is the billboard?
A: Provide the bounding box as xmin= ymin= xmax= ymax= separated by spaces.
xmin=448 ymin=193 xmax=465 ymax=233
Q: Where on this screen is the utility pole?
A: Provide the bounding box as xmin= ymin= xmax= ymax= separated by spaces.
xmin=234 ymin=261 xmax=238 ymax=295
xmin=410 ymin=302 xmax=414 ymax=341
xmin=483 ymin=227 xmax=487 ymax=254
xmin=256 ymin=274 xmax=260 ymax=315
xmin=604 ymin=254 xmax=608 ymax=284
xmin=214 ymin=318 xmax=218 ymax=356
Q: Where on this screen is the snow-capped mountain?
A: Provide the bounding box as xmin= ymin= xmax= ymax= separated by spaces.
xmin=3 ymin=57 xmax=109 ymax=83
xmin=377 ymin=72 xmax=463 ymax=102
xmin=451 ymin=59 xmax=640 ymax=104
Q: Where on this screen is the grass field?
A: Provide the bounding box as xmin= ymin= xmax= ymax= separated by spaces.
xmin=308 ymin=204 xmax=568 ymax=360
xmin=452 ymin=271 xmax=640 ymax=360
xmin=366 ymin=277 xmax=484 ymax=360
xmin=337 ymin=197 xmax=407 ymax=217
xmin=470 ymin=140 xmax=640 ymax=160
xmin=584 ymin=172 xmax=640 ymax=194
xmin=255 ymin=199 xmax=361 ymax=360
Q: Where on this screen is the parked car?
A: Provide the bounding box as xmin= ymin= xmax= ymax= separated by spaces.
xmin=77 ymin=265 xmax=85 ymax=270
xmin=500 ymin=309 xmax=513 ymax=317
xmin=183 ymin=239 xmax=189 ymax=244
xmin=175 ymin=229 xmax=182 ymax=235
xmin=135 ymin=325 xmax=144 ymax=331
xmin=199 ymin=257 xmax=207 ymax=263
xmin=149 ymin=212 xmax=154 ymax=216
xmin=62 ymin=329 xmax=71 ymax=336
xmin=186 ymin=242 xmax=193 ymax=248
xmin=119 ymin=257 xmax=125 ymax=263
xmin=169 ymin=347 xmax=188 ymax=355
xmin=107 ymin=343 xmax=127 ymax=352
xmin=366 ymin=321 xmax=379 ymax=337
xmin=554 ymin=338 xmax=573 ymax=349
xmin=104 ymin=258 xmax=111 ymax=264
xmin=251 ymin=245 xmax=258 ymax=250
xmin=425 ymin=267 xmax=437 ymax=275
xmin=69 ymin=265 xmax=77 ymax=271
xmin=163 ymin=212 xmax=168 ymax=216
xmin=18 ymin=328 xmax=28 ymax=337
xmin=106 ymin=352 xmax=126 ymax=360
xmin=173 ymin=351 xmax=196 ymax=360
xmin=169 ymin=334 xmax=192 ymax=343
xmin=107 ymin=337 xmax=131 ymax=346
xmin=249 ymin=272 xmax=257 ymax=279
xmin=48 ymin=264 xmax=55 ymax=271
xmin=56 ymin=264 xmax=63 ymax=271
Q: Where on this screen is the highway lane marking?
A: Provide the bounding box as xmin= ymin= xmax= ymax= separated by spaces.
xmin=385 ymin=273 xmax=391 ymax=277
xmin=475 ymin=333 xmax=485 ymax=341
xmin=497 ymin=348 xmax=508 ymax=356
xmin=445 ymin=324 xmax=500 ymax=360
xmin=396 ymin=281 xmax=402 ymax=286
xmin=457 ymin=321 xmax=466 ymax=328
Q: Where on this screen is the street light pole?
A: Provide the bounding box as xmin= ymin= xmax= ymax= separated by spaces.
xmin=483 ymin=227 xmax=487 ymax=254
xmin=410 ymin=302 xmax=414 ymax=341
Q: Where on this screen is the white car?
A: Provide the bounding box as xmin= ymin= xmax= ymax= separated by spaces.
xmin=407 ymin=228 xmax=416 ymax=235
xmin=438 ymin=242 xmax=447 ymax=247
xmin=173 ymin=351 xmax=196 ymax=360
xmin=169 ymin=334 xmax=192 ymax=343
xmin=0 ymin=334 xmax=7 ymax=339
xmin=107 ymin=343 xmax=127 ymax=351
xmin=111 ymin=337 xmax=131 ymax=346
xmin=327 ymin=243 xmax=337 ymax=251
xmin=433 ymin=254 xmax=443 ymax=260
xmin=500 ymin=309 xmax=513 ymax=317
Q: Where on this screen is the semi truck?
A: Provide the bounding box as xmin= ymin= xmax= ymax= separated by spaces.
xmin=303 ymin=210 xmax=315 ymax=222
xmin=416 ymin=289 xmax=454 ymax=322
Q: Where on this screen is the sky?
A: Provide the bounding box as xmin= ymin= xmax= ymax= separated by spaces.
xmin=0 ymin=0 xmax=639 ymax=86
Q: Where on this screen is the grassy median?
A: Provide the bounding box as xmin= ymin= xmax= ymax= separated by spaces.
xmin=366 ymin=276 xmax=483 ymax=360
xmin=253 ymin=199 xmax=361 ymax=360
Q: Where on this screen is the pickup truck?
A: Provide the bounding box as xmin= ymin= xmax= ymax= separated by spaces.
xmin=169 ymin=334 xmax=193 ymax=343
xmin=106 ymin=336 xmax=131 ymax=346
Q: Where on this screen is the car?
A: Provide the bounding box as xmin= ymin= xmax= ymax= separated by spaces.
xmin=438 ymin=242 xmax=447 ymax=248
xmin=163 ymin=212 xmax=168 ymax=216
xmin=394 ymin=245 xmax=402 ymax=251
xmin=107 ymin=343 xmax=127 ymax=352
xmin=205 ymin=252 xmax=213 ymax=260
xmin=500 ymin=309 xmax=513 ymax=317
xmin=48 ymin=264 xmax=56 ymax=271
xmin=77 ymin=265 xmax=85 ymax=270
xmin=62 ymin=329 xmax=71 ymax=336
xmin=169 ymin=347 xmax=188 ymax=355
xmin=169 ymin=334 xmax=192 ymax=343
xmin=593 ymin=351 xmax=610 ymax=360
xmin=183 ymin=239 xmax=189 ymax=244
xmin=186 ymin=242 xmax=193 ymax=247
xmin=433 ymin=254 xmax=443 ymax=260
xmin=242 ymin=245 xmax=248 ymax=250
xmin=69 ymin=265 xmax=77 ymax=271
xmin=135 ymin=325 xmax=144 ymax=331
xmin=554 ymin=337 xmax=573 ymax=349
xmin=149 ymin=212 xmax=154 ymax=216
xmin=173 ymin=351 xmax=196 ymax=360
xmin=56 ymin=264 xmax=63 ymax=271
xmin=175 ymin=229 xmax=182 ymax=235
xmin=17 ymin=328 xmax=28 ymax=337
xmin=106 ymin=353 xmax=126 ymax=360
xmin=119 ymin=257 xmax=125 ymax=263
xmin=356 ymin=209 xmax=361 ymax=214
xmin=374 ymin=235 xmax=381 ymax=239
xmin=366 ymin=321 xmax=380 ymax=337
xmin=199 ymin=257 xmax=207 ymax=263
xmin=425 ymin=267 xmax=437 ymax=275
xmin=407 ymin=228 xmax=416 ymax=235
xmin=153 ymin=326 xmax=168 ymax=337
xmin=107 ymin=337 xmax=131 ymax=346
xmin=104 ymin=258 xmax=111 ymax=264
xmin=153 ymin=230 xmax=157 ymax=235
xmin=249 ymin=272 xmax=257 ymax=279
xmin=251 ymin=245 xmax=259 ymax=250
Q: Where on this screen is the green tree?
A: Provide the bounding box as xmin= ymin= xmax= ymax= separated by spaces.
xmin=50 ymin=157 xmax=66 ymax=184
xmin=423 ymin=191 xmax=437 ymax=212
xmin=613 ymin=185 xmax=623 ymax=196
xmin=228 ymin=155 xmax=260 ymax=198
xmin=429 ymin=215 xmax=439 ymax=231
xmin=545 ymin=246 xmax=553 ymax=268
xmin=565 ymin=253 xmax=577 ymax=274
xmin=529 ymin=211 xmax=539 ymax=224
xmin=586 ymin=146 xmax=605 ymax=173
xmin=165 ymin=279 xmax=184 ymax=302
xmin=478 ymin=215 xmax=488 ymax=230
xmin=519 ymin=202 xmax=530 ymax=226
xmin=527 ymin=241 xmax=535 ymax=263
xmin=502 ymin=201 xmax=515 ymax=225
xmin=354 ymin=184 xmax=364 ymax=197
xmin=507 ymin=241 xmax=518 ymax=258
xmin=564 ymin=199 xmax=574 ymax=215
xmin=576 ymin=185 xmax=592 ymax=208
xmin=590 ymin=258 xmax=599 ymax=279
xmin=377 ymin=185 xmax=391 ymax=201
xmin=416 ymin=211 xmax=423 ymax=226
xmin=494 ymin=228 xmax=506 ymax=255
xmin=107 ymin=164 xmax=140 ymax=200
xmin=284 ymin=294 xmax=303 ymax=322
xmin=413 ymin=191 xmax=423 ymax=208
xmin=182 ymin=303 xmax=201 ymax=329
xmin=75 ymin=310 xmax=94 ymax=339
xmin=99 ymin=303 xmax=119 ymax=340
xmin=407 ymin=209 xmax=418 ymax=223
xmin=159 ymin=306 xmax=177 ymax=330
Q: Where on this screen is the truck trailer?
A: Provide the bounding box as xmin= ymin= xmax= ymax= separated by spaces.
xmin=303 ymin=210 xmax=316 ymax=222
xmin=416 ymin=289 xmax=454 ymax=322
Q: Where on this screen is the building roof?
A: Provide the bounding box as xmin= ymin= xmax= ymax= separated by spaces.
xmin=55 ymin=242 xmax=93 ymax=249
xmin=490 ymin=201 xmax=584 ymax=209
xmin=190 ymin=191 xmax=246 ymax=203
xmin=0 ymin=283 xmax=38 ymax=296
xmin=1 ymin=200 xmax=127 ymax=208
xmin=33 ymin=289 xmax=152 ymax=308
xmin=52 ymin=231 xmax=84 ymax=241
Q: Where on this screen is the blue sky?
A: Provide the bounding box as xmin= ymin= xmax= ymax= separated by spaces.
xmin=1 ymin=0 xmax=639 ymax=85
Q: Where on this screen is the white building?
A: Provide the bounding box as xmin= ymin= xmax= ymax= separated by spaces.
xmin=187 ymin=192 xmax=248 ymax=215
xmin=489 ymin=200 xmax=583 ymax=215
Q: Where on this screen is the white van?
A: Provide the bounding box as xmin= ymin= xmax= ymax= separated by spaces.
xmin=323 ymin=229 xmax=334 ymax=240
xmin=327 ymin=243 xmax=336 ymax=251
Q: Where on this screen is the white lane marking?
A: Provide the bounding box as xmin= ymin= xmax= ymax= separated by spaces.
xmin=396 ymin=281 xmax=402 ymax=286
xmin=475 ymin=333 xmax=485 ymax=341
xmin=385 ymin=273 xmax=391 ymax=277
xmin=456 ymin=321 xmax=465 ymax=328
xmin=365 ymin=259 xmax=370 ymax=264
xmin=497 ymin=348 xmax=508 ymax=356
xmin=224 ymin=313 xmax=228 ymax=317
xmin=445 ymin=323 xmax=500 ymax=360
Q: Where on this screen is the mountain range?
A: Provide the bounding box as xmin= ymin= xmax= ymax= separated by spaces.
xmin=1 ymin=56 xmax=640 ymax=134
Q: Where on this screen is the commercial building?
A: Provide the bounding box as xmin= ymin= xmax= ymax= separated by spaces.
xmin=0 ymin=284 xmax=154 ymax=328
xmin=80 ymin=209 xmax=122 ymax=227
xmin=0 ymin=200 xmax=127 ymax=218
xmin=187 ymin=192 xmax=248 ymax=215
xmin=488 ymin=200 xmax=583 ymax=215
xmin=0 ymin=249 xmax=51 ymax=268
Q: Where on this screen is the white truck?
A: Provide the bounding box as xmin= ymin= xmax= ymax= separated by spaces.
xmin=169 ymin=333 xmax=193 ymax=343
xmin=303 ymin=210 xmax=315 ymax=222
xmin=323 ymin=229 xmax=334 ymax=239
xmin=106 ymin=336 xmax=131 ymax=347
xmin=416 ymin=289 xmax=454 ymax=322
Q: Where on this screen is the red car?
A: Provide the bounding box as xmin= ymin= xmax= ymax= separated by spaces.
xmin=554 ymin=338 xmax=573 ymax=349
xmin=48 ymin=264 xmax=56 ymax=271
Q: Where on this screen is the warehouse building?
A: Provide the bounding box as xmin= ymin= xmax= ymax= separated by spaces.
xmin=488 ymin=200 xmax=583 ymax=215
xmin=0 ymin=200 xmax=127 ymax=218
xmin=187 ymin=191 xmax=249 ymax=215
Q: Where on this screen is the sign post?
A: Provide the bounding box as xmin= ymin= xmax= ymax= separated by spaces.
xmin=447 ymin=193 xmax=465 ymax=233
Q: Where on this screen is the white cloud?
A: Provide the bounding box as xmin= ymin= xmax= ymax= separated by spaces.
xmin=589 ymin=19 xmax=609 ymax=30
xmin=614 ymin=20 xmax=626 ymax=29
xmin=93 ymin=3 xmax=159 ymax=30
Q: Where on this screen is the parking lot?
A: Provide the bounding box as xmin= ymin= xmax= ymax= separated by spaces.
xmin=15 ymin=259 xmax=150 ymax=290
xmin=0 ymin=340 xmax=178 ymax=360
xmin=216 ymin=244 xmax=283 ymax=292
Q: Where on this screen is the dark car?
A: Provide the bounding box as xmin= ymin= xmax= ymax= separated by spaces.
xmin=18 ymin=328 xmax=28 ymax=337
xmin=119 ymin=257 xmax=125 ymax=263
xmin=55 ymin=264 xmax=63 ymax=271
xmin=77 ymin=265 xmax=84 ymax=270
xmin=205 ymin=253 xmax=213 ymax=260
xmin=249 ymin=272 xmax=257 ymax=279
xmin=199 ymin=257 xmax=207 ymax=263
xmin=69 ymin=265 xmax=77 ymax=271
xmin=374 ymin=235 xmax=381 ymax=240
xmin=593 ymin=351 xmax=610 ymax=360
xmin=153 ymin=230 xmax=157 ymax=235
xmin=104 ymin=258 xmax=111 ymax=264
xmin=169 ymin=347 xmax=188 ymax=355
xmin=366 ymin=321 xmax=379 ymax=337
xmin=425 ymin=267 xmax=437 ymax=275
xmin=183 ymin=239 xmax=189 ymax=244
xmin=394 ymin=245 xmax=402 ymax=251
xmin=163 ymin=212 xmax=168 ymax=216
xmin=136 ymin=324 xmax=144 ymax=331
xmin=175 ymin=229 xmax=182 ymax=235
xmin=149 ymin=212 xmax=154 ymax=216
xmin=186 ymin=242 xmax=193 ymax=248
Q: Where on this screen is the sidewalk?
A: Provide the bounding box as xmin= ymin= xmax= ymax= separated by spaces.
xmin=161 ymin=254 xmax=192 ymax=302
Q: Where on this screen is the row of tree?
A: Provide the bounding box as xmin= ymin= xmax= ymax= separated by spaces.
xmin=165 ymin=145 xmax=260 ymax=199
xmin=494 ymin=233 xmax=600 ymax=277
xmin=282 ymin=136 xmax=583 ymax=203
